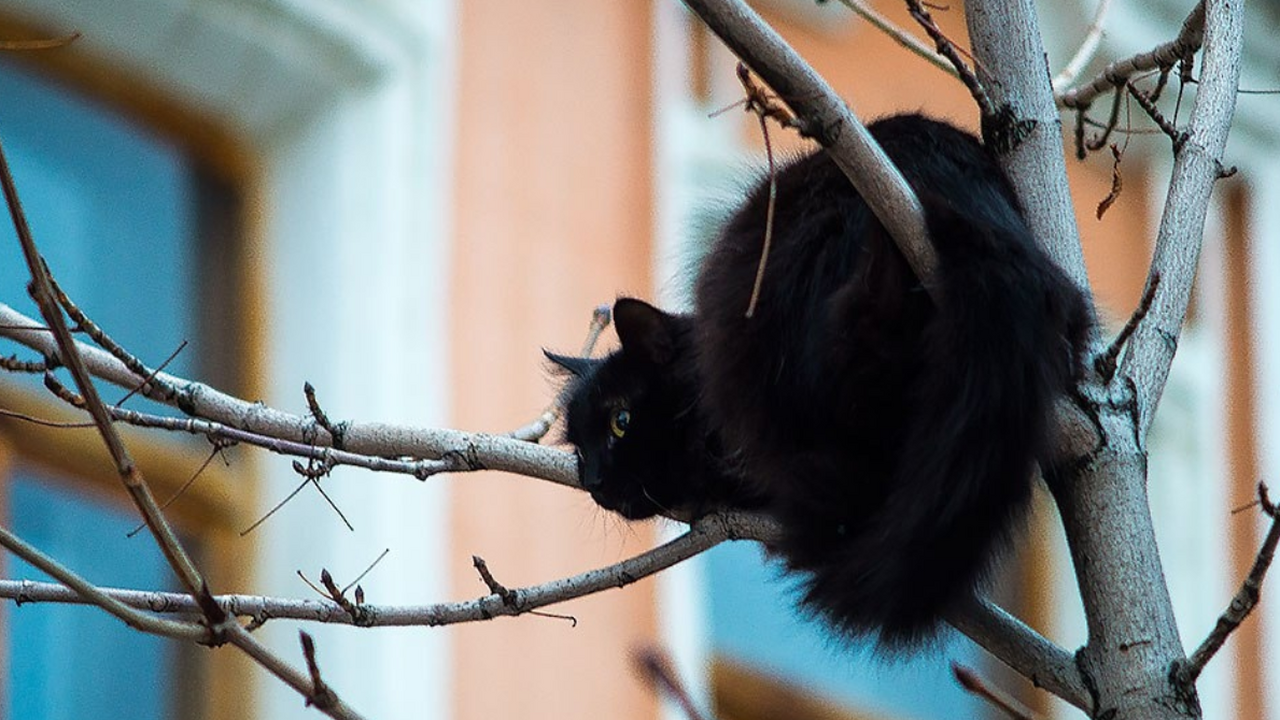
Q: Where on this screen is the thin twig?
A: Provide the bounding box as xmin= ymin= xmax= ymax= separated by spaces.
xmin=116 ymin=339 xmax=187 ymax=408
xmin=127 ymin=442 xmax=229 ymax=538
xmin=342 ymin=548 xmax=390 ymax=595
xmin=0 ymin=31 xmax=80 ymax=51
xmin=1095 ymin=143 xmax=1125 ymax=220
xmin=299 ymin=632 xmax=339 ymax=711
xmin=1176 ymin=483 xmax=1280 ymax=685
xmin=1127 ymin=81 xmax=1185 ymax=150
xmin=46 ymin=271 xmax=183 ymax=405
xmin=1095 ymin=273 xmax=1159 ymax=383
xmin=1051 ymin=0 xmax=1115 ymax=93
xmin=1 ymin=353 xmax=46 ymax=372
xmin=904 ymin=0 xmax=992 ymax=118
xmin=953 ymin=663 xmax=1036 ymax=720
xmin=733 ymin=63 xmax=794 ymax=318
xmin=509 ymin=304 xmax=612 ymax=442
xmin=0 ymin=136 xmax=213 ymax=613
xmin=223 ymin=623 xmax=366 ymax=720
xmin=242 ymin=477 xmax=311 ymax=536
xmin=833 ymin=0 xmax=957 ymax=78
xmin=304 ymin=382 xmax=347 ymax=449
xmin=636 ymin=647 xmax=714 ymax=720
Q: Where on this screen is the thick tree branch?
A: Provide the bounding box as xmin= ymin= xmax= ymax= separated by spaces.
xmin=964 ymin=0 xmax=1092 ymax=295
xmin=1121 ymin=0 xmax=1242 ymax=437
xmin=680 ymin=0 xmax=938 ymax=288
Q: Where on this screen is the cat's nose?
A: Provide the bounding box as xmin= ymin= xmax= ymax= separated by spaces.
xmin=576 ymin=449 xmax=603 ymax=490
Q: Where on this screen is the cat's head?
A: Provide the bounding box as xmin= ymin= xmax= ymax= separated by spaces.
xmin=546 ymin=298 xmax=700 ymax=520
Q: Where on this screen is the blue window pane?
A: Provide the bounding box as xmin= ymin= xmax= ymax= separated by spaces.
xmin=7 ymin=467 xmax=179 ymax=720
xmin=707 ymin=542 xmax=991 ymax=719
xmin=0 ymin=57 xmax=198 ymax=400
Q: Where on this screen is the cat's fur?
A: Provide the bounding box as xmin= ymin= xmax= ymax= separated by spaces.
xmin=548 ymin=113 xmax=1092 ymax=646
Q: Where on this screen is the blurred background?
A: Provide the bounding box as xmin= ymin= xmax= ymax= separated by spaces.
xmin=0 ymin=0 xmax=1277 ymax=718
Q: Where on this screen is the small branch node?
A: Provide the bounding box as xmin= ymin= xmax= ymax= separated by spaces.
xmin=299 ymin=631 xmax=338 ymax=711
xmin=304 ymin=381 xmax=348 ymax=449
xmin=1095 ymin=272 xmax=1160 ymax=383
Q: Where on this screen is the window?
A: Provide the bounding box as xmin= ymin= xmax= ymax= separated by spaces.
xmin=0 ymin=47 xmax=255 ymax=720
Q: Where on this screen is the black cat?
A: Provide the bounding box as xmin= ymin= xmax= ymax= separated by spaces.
xmin=546 ymin=301 xmax=764 ymax=520
xmin=548 ymin=114 xmax=1092 ymax=646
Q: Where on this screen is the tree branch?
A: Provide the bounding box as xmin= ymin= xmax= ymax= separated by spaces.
xmin=1058 ymin=1 xmax=1205 ymax=112
xmin=0 ymin=303 xmax=579 ymax=489
xmin=1050 ymin=0 xmax=1116 ymax=96
xmin=946 ymin=600 xmax=1090 ymax=711
xmin=0 ymin=137 xmax=211 ymax=609
xmin=964 ymin=0 xmax=1092 ymax=295
xmin=680 ymin=0 xmax=938 ymax=289
xmin=1120 ymin=0 xmax=1242 ymax=437
xmin=0 ymin=513 xmax=760 ymax=627
xmin=0 ymin=523 xmax=205 ymax=642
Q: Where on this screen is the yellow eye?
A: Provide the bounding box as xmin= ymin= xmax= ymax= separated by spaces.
xmin=610 ymin=408 xmax=631 ymax=439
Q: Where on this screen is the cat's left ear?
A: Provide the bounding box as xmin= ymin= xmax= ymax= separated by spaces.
xmin=544 ymin=350 xmax=597 ymax=377
xmin=614 ymin=297 xmax=679 ymax=366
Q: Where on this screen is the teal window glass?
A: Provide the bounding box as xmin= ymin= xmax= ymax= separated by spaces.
xmin=8 ymin=468 xmax=176 ymax=720
xmin=0 ymin=57 xmax=204 ymax=720
xmin=707 ymin=543 xmax=993 ymax=719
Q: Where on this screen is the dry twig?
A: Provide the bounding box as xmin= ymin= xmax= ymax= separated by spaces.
xmin=1059 ymin=0 xmax=1205 ymax=111
xmin=1175 ymin=483 xmax=1280 ymax=687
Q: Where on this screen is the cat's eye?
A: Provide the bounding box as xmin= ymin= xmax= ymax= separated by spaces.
xmin=610 ymin=408 xmax=631 ymax=439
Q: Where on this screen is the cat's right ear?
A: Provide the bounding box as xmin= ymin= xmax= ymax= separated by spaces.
xmin=614 ymin=297 xmax=677 ymax=366
xmin=544 ymin=350 xmax=596 ymax=378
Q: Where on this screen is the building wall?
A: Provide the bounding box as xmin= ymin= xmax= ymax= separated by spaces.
xmin=448 ymin=3 xmax=660 ymax=720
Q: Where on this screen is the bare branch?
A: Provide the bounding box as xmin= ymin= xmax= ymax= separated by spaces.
xmin=1094 ymin=272 xmax=1160 ymax=383
xmin=832 ymin=0 xmax=957 ymax=79
xmin=223 ymin=623 xmax=366 ymax=720
xmin=1051 ymin=0 xmax=1115 ymax=94
xmin=952 ymin=663 xmax=1037 ymax=720
xmin=1120 ymin=0 xmax=1243 ymax=437
xmin=508 ymin=304 xmax=612 ymax=442
xmin=298 ymin=632 xmax=340 ymax=713
xmin=1 ymin=512 xmax=761 ymax=627
xmin=0 ymin=138 xmax=211 ymax=608
xmin=636 ymin=647 xmax=715 ymax=720
xmin=1175 ymin=484 xmax=1280 ymax=686
xmin=0 ymin=303 xmax=579 ymax=489
xmin=905 ymin=0 xmax=993 ymax=117
xmin=946 ymin=600 xmax=1090 ymax=711
xmin=1058 ymin=1 xmax=1205 ymax=111
xmin=964 ymin=0 xmax=1093 ymax=294
xmin=680 ymin=0 xmax=938 ymax=288
xmin=0 ymin=523 xmax=205 ymax=642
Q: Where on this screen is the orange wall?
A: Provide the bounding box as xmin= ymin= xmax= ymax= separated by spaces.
xmin=449 ymin=3 xmax=659 ymax=720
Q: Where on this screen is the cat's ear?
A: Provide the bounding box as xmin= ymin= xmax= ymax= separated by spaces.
xmin=614 ymin=297 xmax=679 ymax=366
xmin=544 ymin=350 xmax=596 ymax=377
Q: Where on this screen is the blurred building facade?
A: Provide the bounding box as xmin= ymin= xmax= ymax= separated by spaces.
xmin=0 ymin=1 xmax=1276 ymax=719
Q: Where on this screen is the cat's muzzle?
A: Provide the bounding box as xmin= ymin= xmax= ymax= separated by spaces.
xmin=575 ymin=448 xmax=603 ymax=491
